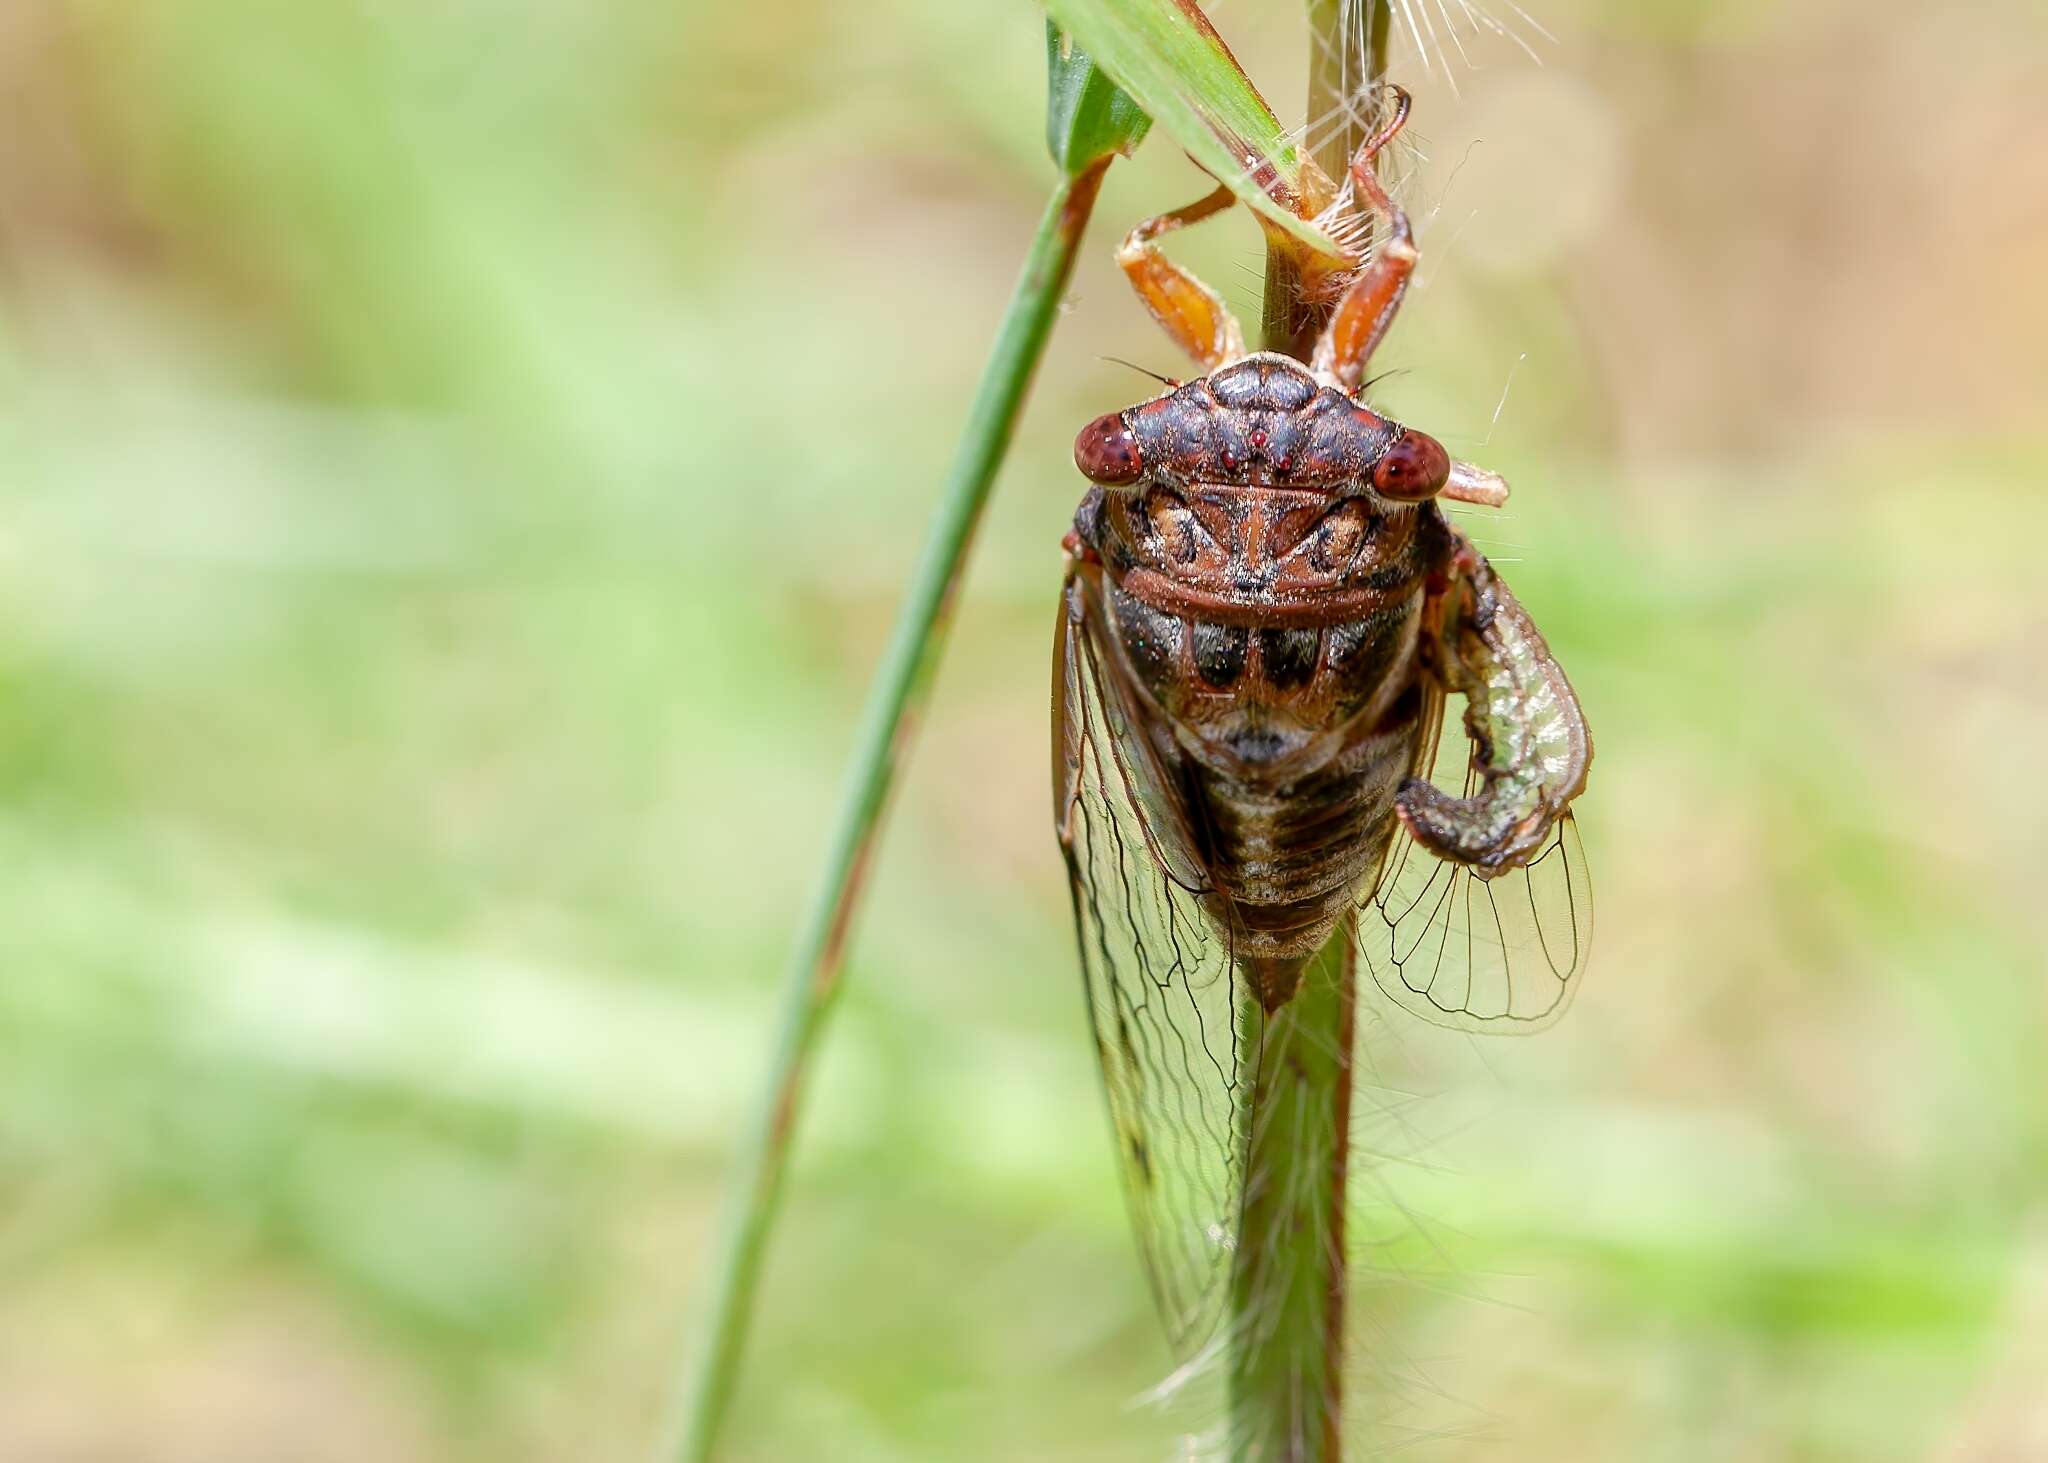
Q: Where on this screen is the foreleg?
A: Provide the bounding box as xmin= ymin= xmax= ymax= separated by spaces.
xmin=1116 ymin=185 xmax=1247 ymax=372
xmin=1309 ymin=87 xmax=1415 ymax=394
xmin=1307 ymin=90 xmax=1509 ymax=509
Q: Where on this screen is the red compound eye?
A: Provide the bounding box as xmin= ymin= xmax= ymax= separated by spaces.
xmin=1370 ymin=430 xmax=1450 ymax=501
xmin=1074 ymin=413 xmax=1143 ymax=486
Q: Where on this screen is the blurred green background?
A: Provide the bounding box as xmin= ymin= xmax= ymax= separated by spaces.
xmin=3 ymin=0 xmax=2046 ymax=1458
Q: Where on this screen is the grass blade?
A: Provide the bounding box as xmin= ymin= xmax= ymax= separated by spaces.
xmin=1044 ymin=0 xmax=1347 ymax=259
xmin=1047 ymin=24 xmax=1154 ymax=172
xmin=659 ymin=37 xmax=1141 ymax=1463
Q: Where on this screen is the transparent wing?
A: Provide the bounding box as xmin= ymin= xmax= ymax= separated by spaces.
xmin=1358 ymin=688 xmax=1593 ymax=1033
xmin=1053 ymin=570 xmax=1251 ymax=1360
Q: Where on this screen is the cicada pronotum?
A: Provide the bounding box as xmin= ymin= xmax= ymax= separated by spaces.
xmin=1052 ymin=87 xmax=1593 ymax=1377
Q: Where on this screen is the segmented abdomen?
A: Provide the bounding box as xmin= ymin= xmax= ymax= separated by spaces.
xmin=1105 ymin=584 xmax=1431 ymax=974
xmin=1192 ymin=702 xmax=1420 ymax=965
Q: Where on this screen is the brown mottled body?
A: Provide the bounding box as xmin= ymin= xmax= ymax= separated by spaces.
xmin=1054 ymin=89 xmax=1594 ymax=1434
xmin=1068 ymin=355 xmax=1453 ymax=1004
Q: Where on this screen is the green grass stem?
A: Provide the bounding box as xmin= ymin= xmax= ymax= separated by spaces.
xmin=1228 ymin=926 xmax=1359 ymax=1460
xmin=663 ymin=156 xmax=1111 ymax=1462
xmin=1230 ymin=8 xmax=1389 ymax=1455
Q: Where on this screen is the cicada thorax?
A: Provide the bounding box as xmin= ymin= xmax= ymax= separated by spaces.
xmin=1071 ymin=354 xmax=1455 ymax=1008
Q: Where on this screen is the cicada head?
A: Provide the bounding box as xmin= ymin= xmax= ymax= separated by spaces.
xmin=1076 ymin=352 xmax=1457 ymax=508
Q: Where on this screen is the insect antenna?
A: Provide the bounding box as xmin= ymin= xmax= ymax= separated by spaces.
xmin=1099 ymin=356 xmax=1181 ymax=389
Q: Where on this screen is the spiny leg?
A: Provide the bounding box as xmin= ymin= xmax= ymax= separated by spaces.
xmin=1397 ymin=530 xmax=1592 ymax=874
xmin=1309 ymin=86 xmax=1416 ymax=394
xmin=1116 ymin=184 xmax=1247 ymax=373
xmin=1312 ymin=86 xmax=1513 ymax=510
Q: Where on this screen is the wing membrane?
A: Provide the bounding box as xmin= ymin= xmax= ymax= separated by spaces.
xmin=1359 ymin=691 xmax=1591 ymax=1032
xmin=1053 ymin=558 xmax=1592 ymax=1364
xmin=1053 ymin=570 xmax=1251 ymax=1359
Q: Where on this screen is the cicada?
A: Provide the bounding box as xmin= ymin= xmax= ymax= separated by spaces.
xmin=1052 ymin=89 xmax=1594 ymax=1378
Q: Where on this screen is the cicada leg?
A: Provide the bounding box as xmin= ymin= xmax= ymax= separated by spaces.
xmin=1310 ymin=87 xmax=1514 ymax=509
xmin=1116 ymin=184 xmax=1248 ymax=372
xmin=1397 ymin=532 xmax=1593 ymax=875
xmin=1309 ymin=87 xmax=1416 ymax=394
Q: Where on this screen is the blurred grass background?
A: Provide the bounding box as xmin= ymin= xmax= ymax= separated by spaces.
xmin=2 ymin=0 xmax=2046 ymax=1458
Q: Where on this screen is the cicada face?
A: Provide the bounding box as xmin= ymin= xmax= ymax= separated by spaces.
xmin=1071 ymin=353 xmax=1446 ymax=758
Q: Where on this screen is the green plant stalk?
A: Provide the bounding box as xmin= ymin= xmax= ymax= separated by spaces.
xmin=1044 ymin=0 xmax=1340 ymax=255
xmin=1228 ymin=924 xmax=1357 ymax=1461
xmin=1262 ymin=0 xmax=1391 ymax=357
xmin=1231 ymin=10 xmax=1390 ymax=1456
xmin=665 ymin=155 xmax=1111 ymax=1463
xmin=1304 ymin=0 xmax=1391 ymax=180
